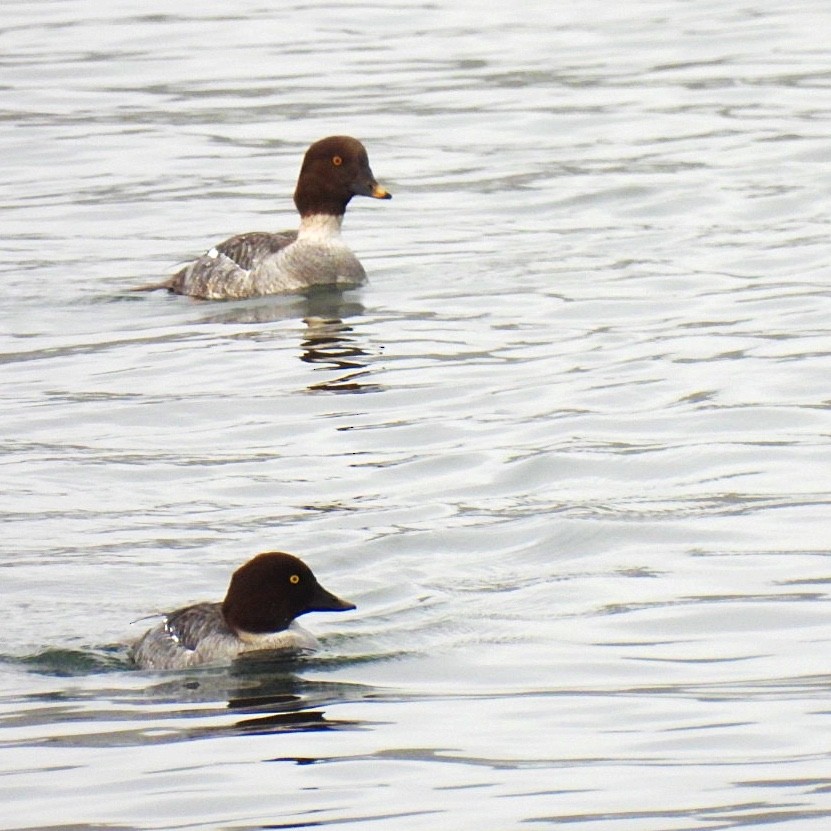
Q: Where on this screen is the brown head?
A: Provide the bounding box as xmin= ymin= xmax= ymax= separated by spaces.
xmin=221 ymin=551 xmax=356 ymax=635
xmin=293 ymin=135 xmax=391 ymax=217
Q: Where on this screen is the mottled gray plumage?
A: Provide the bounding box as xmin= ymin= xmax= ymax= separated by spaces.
xmin=216 ymin=231 xmax=298 ymax=270
xmin=133 ymin=136 xmax=391 ymax=300
xmin=130 ymin=603 xmax=319 ymax=671
xmin=163 ymin=219 xmax=367 ymax=300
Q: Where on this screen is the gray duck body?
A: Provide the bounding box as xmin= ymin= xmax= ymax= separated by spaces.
xmin=139 ymin=136 xmax=390 ymax=301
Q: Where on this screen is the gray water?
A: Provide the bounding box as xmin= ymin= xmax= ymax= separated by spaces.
xmin=2 ymin=1 xmax=831 ymax=828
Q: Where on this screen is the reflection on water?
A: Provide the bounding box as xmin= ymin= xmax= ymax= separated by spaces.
xmin=302 ymin=316 xmax=380 ymax=394
xmin=195 ymin=289 xmax=365 ymax=327
xmin=193 ymin=289 xmax=379 ymax=391
xmin=0 ymin=654 xmax=375 ymax=748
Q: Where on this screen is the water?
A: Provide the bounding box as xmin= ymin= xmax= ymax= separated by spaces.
xmin=2 ymin=0 xmax=831 ymax=828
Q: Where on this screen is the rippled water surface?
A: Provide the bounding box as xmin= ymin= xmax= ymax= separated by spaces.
xmin=3 ymin=1 xmax=831 ymax=828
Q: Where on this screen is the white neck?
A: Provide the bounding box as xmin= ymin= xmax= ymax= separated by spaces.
xmin=297 ymin=213 xmax=343 ymax=242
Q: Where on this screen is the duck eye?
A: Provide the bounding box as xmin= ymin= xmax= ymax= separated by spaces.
xmin=332 ymin=155 xmax=343 ymax=166
xmin=289 ymin=574 xmax=300 ymax=584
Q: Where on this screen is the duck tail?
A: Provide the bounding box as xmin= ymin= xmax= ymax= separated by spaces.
xmin=127 ymin=279 xmax=173 ymax=293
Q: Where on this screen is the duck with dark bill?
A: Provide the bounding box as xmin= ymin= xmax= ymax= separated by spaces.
xmin=130 ymin=552 xmax=355 ymax=670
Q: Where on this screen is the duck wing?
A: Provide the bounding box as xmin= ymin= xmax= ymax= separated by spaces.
xmin=131 ymin=230 xmax=298 ymax=297
xmin=164 ymin=602 xmax=230 ymax=651
xmin=214 ymin=231 xmax=297 ymax=270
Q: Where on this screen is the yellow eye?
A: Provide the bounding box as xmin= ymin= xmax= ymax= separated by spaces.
xmin=332 ymin=155 xmax=343 ymax=166
xmin=289 ymin=574 xmax=300 ymax=584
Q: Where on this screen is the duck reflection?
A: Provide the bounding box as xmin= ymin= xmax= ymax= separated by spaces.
xmin=8 ymin=652 xmax=371 ymax=747
xmin=302 ymin=315 xmax=380 ymax=394
xmin=196 ymin=289 xmax=380 ymax=394
xmin=194 ymin=286 xmax=364 ymax=326
xmin=147 ymin=659 xmax=368 ymax=740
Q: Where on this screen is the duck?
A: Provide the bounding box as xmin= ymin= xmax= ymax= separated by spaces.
xmin=130 ymin=551 xmax=356 ymax=670
xmin=135 ymin=135 xmax=391 ymax=300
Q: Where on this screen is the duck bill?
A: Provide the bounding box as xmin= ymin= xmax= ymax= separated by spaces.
xmin=370 ymin=182 xmax=392 ymax=199
xmin=308 ymin=583 xmax=357 ymax=613
xmin=353 ymin=175 xmax=392 ymax=200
